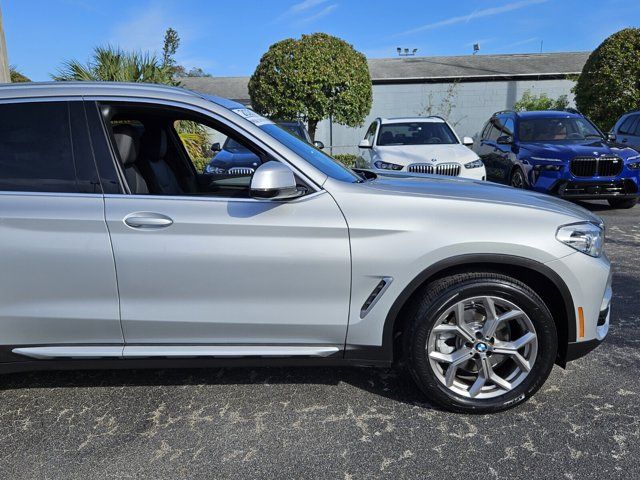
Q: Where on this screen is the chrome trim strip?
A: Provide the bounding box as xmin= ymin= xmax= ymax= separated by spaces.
xmin=12 ymin=346 xmax=123 ymax=360
xmin=12 ymin=345 xmax=341 ymax=360
xmin=123 ymin=345 xmax=340 ymax=358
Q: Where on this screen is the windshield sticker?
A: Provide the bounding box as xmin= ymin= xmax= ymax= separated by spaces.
xmin=231 ymin=108 xmax=273 ymax=126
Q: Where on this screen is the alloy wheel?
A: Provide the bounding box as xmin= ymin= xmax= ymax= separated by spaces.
xmin=427 ymin=295 xmax=538 ymax=399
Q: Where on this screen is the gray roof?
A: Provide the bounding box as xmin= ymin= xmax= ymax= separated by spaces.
xmin=180 ymin=51 xmax=590 ymax=103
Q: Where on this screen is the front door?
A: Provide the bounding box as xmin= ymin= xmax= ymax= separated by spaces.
xmin=88 ymin=101 xmax=351 ymax=348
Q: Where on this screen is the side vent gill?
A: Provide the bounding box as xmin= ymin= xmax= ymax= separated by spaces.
xmin=360 ymin=277 xmax=393 ymax=318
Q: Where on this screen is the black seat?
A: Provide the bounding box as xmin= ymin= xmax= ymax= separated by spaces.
xmin=380 ymin=131 xmax=394 ymax=144
xmin=140 ymin=128 xmax=185 ymax=195
xmin=112 ymin=124 xmax=149 ymax=194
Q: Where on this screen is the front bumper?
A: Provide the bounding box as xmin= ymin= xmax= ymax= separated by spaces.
xmin=530 ymin=164 xmax=640 ymax=200
xmin=545 ymin=253 xmax=611 ymax=365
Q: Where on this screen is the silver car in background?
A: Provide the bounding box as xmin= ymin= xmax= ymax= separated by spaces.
xmin=0 ymin=82 xmax=610 ymax=413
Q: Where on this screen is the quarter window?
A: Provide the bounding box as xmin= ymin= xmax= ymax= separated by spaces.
xmin=618 ymin=115 xmax=638 ymax=135
xmin=0 ymin=101 xmax=98 ymax=193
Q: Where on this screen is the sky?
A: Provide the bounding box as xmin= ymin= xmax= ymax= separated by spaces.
xmin=3 ymin=0 xmax=639 ymax=81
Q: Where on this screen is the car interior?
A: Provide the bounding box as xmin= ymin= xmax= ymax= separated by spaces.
xmin=100 ymin=103 xmax=271 ymax=198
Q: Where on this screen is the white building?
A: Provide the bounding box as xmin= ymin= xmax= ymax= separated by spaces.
xmin=181 ymin=52 xmax=589 ymax=155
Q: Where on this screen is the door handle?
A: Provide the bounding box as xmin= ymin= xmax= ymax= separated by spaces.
xmin=124 ymin=212 xmax=173 ymax=229
xmin=621 ymin=138 xmax=628 ymax=143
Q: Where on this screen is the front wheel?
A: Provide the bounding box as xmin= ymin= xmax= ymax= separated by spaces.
xmin=404 ymin=272 xmax=557 ymax=414
xmin=607 ymin=197 xmax=638 ymax=209
xmin=509 ymin=168 xmax=526 ymax=189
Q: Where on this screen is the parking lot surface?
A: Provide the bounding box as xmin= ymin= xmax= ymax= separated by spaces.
xmin=0 ymin=202 xmax=638 ymax=480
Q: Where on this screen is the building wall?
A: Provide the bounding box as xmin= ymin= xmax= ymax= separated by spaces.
xmin=315 ymin=78 xmax=576 ymax=155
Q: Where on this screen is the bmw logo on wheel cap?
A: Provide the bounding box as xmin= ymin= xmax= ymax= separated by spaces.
xmin=476 ymin=342 xmax=489 ymax=353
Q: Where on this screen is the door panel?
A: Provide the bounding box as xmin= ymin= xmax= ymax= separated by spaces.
xmin=0 ymin=195 xmax=122 ymax=346
xmin=104 ymin=192 xmax=351 ymax=345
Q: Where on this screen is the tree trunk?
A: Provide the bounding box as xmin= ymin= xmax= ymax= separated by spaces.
xmin=307 ymin=119 xmax=319 ymax=142
xmin=0 ymin=6 xmax=10 ymax=83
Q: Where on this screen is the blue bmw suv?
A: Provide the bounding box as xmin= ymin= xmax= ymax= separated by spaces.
xmin=475 ymin=110 xmax=640 ymax=208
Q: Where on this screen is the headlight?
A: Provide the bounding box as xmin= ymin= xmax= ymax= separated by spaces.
xmin=205 ymin=165 xmax=227 ymax=174
xmin=556 ymin=222 xmax=604 ymax=257
xmin=464 ymin=159 xmax=484 ymax=169
xmin=374 ymin=160 xmax=403 ymax=171
xmin=627 ymin=155 xmax=640 ymax=170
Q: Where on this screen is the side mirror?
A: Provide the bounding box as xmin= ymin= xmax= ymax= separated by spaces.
xmin=358 ymin=139 xmax=372 ymax=149
xmin=313 ymin=140 xmax=325 ymax=149
xmin=211 ymin=142 xmax=221 ymax=152
xmin=462 ymin=136 xmax=474 ymax=147
xmin=496 ymin=135 xmax=513 ymax=145
xmin=606 ymin=132 xmax=616 ymax=142
xmin=250 ymin=162 xmax=303 ymax=200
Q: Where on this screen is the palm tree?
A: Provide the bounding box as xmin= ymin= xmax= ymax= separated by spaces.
xmin=53 ymin=45 xmax=207 ymax=161
xmin=53 ymin=46 xmax=174 ymax=84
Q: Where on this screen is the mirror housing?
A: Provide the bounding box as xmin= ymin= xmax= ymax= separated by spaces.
xmin=462 ymin=136 xmax=474 ymax=147
xmin=496 ymin=135 xmax=513 ymax=145
xmin=358 ymin=139 xmax=372 ymax=149
xmin=313 ymin=140 xmax=325 ymax=149
xmin=211 ymin=142 xmax=221 ymax=152
xmin=250 ymin=162 xmax=303 ymax=200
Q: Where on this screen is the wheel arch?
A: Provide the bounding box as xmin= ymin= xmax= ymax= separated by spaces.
xmin=380 ymin=254 xmax=576 ymax=367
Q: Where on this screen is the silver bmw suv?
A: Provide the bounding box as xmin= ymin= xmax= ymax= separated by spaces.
xmin=0 ymin=83 xmax=611 ymax=413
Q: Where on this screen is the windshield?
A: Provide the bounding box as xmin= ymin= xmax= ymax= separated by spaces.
xmin=377 ymin=122 xmax=458 ymax=146
xmin=260 ymin=123 xmax=361 ymax=183
xmin=519 ymin=117 xmax=602 ymax=142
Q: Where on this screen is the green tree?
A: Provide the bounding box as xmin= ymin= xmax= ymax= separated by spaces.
xmin=53 ymin=45 xmax=173 ymax=84
xmin=512 ymin=90 xmax=569 ymax=111
xmin=9 ymin=65 xmax=30 ymax=82
xmin=574 ymin=28 xmax=640 ymax=131
xmin=249 ymin=33 xmax=372 ymax=140
xmin=52 ymin=32 xmax=207 ymax=160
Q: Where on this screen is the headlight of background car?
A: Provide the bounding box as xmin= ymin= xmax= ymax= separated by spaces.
xmin=374 ymin=160 xmax=403 ymax=171
xmin=464 ymin=159 xmax=484 ymax=169
xmin=556 ymin=222 xmax=604 ymax=257
xmin=627 ymin=155 xmax=640 ymax=170
xmin=205 ymin=164 xmax=227 ymax=174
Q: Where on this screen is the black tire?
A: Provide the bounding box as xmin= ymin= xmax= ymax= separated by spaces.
xmin=509 ymin=168 xmax=526 ymax=189
xmin=403 ymin=272 xmax=557 ymax=414
xmin=607 ymin=197 xmax=638 ymax=209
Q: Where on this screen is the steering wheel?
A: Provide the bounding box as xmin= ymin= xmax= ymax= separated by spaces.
xmin=427 ymin=137 xmax=442 ymax=144
xmin=567 ymin=133 xmax=582 ymax=139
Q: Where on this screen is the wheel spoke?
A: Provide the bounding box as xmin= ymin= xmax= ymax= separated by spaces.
xmin=454 ymin=302 xmax=477 ymax=342
xmin=468 ymin=368 xmax=487 ymax=398
xmin=479 ymin=355 xmax=512 ymax=391
xmin=429 ymin=346 xmax=473 ymax=365
xmin=482 ymin=307 xmax=524 ymax=338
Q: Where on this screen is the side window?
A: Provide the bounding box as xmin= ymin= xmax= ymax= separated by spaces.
xmin=364 ymin=121 xmax=377 ymax=144
xmin=487 ymin=119 xmax=501 ymax=141
xmin=95 ymin=101 xmax=286 ymax=199
xmin=480 ymin=122 xmax=492 ymax=140
xmin=618 ymin=115 xmax=636 ymax=135
xmin=0 ymin=101 xmax=99 ymax=193
xmin=633 ymin=116 xmax=640 ymax=136
xmin=503 ymin=118 xmax=515 ymax=136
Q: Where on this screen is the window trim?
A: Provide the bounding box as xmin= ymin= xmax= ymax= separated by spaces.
xmin=85 ymin=96 xmax=322 ymax=200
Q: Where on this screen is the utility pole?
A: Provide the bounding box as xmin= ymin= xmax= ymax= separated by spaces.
xmin=0 ymin=5 xmax=10 ymax=83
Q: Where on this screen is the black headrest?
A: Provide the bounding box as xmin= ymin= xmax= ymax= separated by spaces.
xmin=112 ymin=124 xmax=140 ymax=166
xmin=141 ymin=128 xmax=168 ymax=162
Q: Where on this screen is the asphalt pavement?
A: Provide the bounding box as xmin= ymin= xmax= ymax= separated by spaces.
xmin=0 ymin=201 xmax=638 ymax=479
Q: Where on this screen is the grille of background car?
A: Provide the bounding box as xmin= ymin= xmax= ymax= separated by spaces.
xmin=570 ymin=156 xmax=623 ymax=178
xmin=228 ymin=167 xmax=255 ymax=175
xmin=408 ymin=163 xmax=461 ymax=176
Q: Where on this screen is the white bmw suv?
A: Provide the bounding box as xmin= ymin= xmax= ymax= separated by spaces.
xmin=356 ymin=117 xmax=486 ymax=180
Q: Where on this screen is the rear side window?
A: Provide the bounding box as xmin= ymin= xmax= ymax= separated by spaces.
xmin=618 ymin=115 xmax=638 ymax=135
xmin=0 ymin=101 xmax=99 ymax=193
